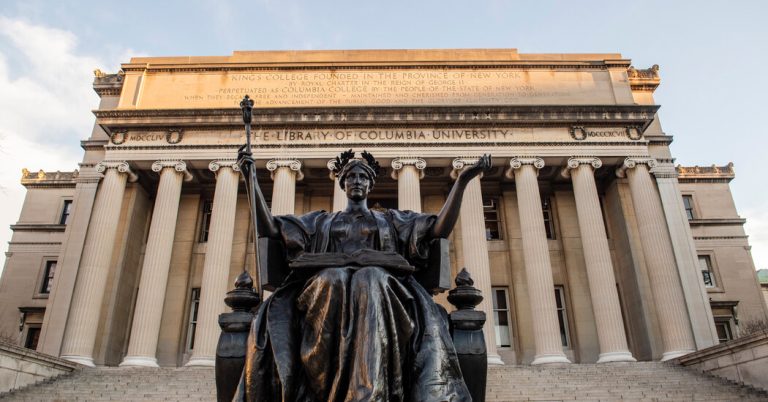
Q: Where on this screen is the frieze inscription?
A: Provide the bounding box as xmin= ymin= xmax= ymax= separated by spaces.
xmin=112 ymin=127 xmax=643 ymax=146
xmin=127 ymin=68 xmax=616 ymax=109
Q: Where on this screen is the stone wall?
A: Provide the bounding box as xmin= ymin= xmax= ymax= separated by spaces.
xmin=675 ymin=330 xmax=768 ymax=391
xmin=0 ymin=341 xmax=80 ymax=394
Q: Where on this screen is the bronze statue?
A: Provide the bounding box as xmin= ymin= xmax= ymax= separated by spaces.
xmin=233 ymin=97 xmax=490 ymax=402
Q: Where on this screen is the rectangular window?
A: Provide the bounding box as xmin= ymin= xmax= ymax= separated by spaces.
xmin=698 ymin=255 xmax=716 ymax=288
xmin=682 ymin=195 xmax=695 ymax=220
xmin=59 ymin=200 xmax=73 ymax=225
xmin=25 ymin=326 xmax=41 ymax=349
xmin=542 ymin=196 xmax=556 ymax=240
xmin=483 ymin=197 xmax=502 ymax=240
xmin=554 ymin=286 xmax=570 ymax=347
xmin=40 ymin=260 xmax=57 ymax=294
xmin=199 ymin=201 xmax=213 ymax=243
xmin=714 ymin=320 xmax=732 ymax=343
xmin=491 ymin=287 xmax=512 ymax=347
xmin=186 ymin=288 xmax=201 ymax=350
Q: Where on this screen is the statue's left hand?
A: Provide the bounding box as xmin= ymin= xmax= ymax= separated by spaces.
xmin=458 ymin=154 xmax=492 ymax=183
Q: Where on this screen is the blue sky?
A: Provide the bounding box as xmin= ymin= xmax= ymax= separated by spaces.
xmin=0 ymin=0 xmax=766 ymax=273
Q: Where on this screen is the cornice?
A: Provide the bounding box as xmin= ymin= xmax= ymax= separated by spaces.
xmin=688 ymin=218 xmax=747 ymax=226
xmin=121 ymin=61 xmax=628 ymax=74
xmin=81 ymin=139 xmax=109 ymax=150
xmin=95 ymin=104 xmax=660 ymax=134
xmin=693 ymin=235 xmax=749 ymax=241
xmin=105 ymin=140 xmax=648 ymax=151
xmin=10 ymin=224 xmax=67 ymax=232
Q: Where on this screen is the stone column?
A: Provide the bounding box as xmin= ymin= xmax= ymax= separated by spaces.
xmin=452 ymin=157 xmax=503 ymax=365
xmin=266 ymin=159 xmax=303 ymax=215
xmin=507 ymin=157 xmax=571 ymax=365
xmin=391 ymin=157 xmax=426 ymax=212
xmin=186 ymin=160 xmax=240 ymax=367
xmin=652 ymin=163 xmax=718 ymax=348
xmin=617 ymin=157 xmax=696 ymax=360
xmin=563 ymin=157 xmax=635 ymax=363
xmin=121 ymin=160 xmax=192 ymax=367
xmin=652 ymin=163 xmax=720 ymax=349
xmin=327 ymin=159 xmax=346 ymax=212
xmin=60 ymin=161 xmax=137 ymax=366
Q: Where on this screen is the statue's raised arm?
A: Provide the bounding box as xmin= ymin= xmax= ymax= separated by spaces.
xmin=237 ymin=146 xmax=280 ymax=238
xmin=431 ymin=154 xmax=492 ymax=238
xmin=237 ymin=96 xmax=280 ymax=239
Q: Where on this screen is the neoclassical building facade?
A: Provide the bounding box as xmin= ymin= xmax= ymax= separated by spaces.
xmin=1 ymin=49 xmax=766 ymax=367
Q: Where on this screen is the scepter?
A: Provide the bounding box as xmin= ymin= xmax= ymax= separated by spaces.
xmin=239 ymin=95 xmax=262 ymax=298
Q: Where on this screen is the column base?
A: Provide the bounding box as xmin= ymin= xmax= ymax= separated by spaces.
xmin=185 ymin=356 xmax=215 ymax=367
xmin=661 ymin=350 xmax=695 ymax=361
xmin=531 ymin=353 xmax=571 ymax=365
xmin=597 ymin=351 xmax=637 ymax=363
xmin=487 ymin=354 xmax=505 ymax=365
xmin=119 ymin=356 xmax=159 ymax=367
xmin=61 ymin=355 xmax=95 ymax=367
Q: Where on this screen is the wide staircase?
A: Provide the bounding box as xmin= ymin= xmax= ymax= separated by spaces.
xmin=2 ymin=362 xmax=767 ymax=401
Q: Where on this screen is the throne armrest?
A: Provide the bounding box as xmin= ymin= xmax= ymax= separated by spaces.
xmin=413 ymin=238 xmax=452 ymax=294
xmin=258 ymin=236 xmax=289 ymax=292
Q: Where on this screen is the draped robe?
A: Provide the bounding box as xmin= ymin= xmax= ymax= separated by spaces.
xmin=236 ymin=209 xmax=471 ymax=402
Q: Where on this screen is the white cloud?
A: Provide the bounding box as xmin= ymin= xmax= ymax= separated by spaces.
xmin=0 ymin=16 xmax=136 ymax=275
xmin=744 ymin=208 xmax=768 ymax=271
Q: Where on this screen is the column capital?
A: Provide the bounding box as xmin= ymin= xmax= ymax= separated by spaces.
xmin=451 ymin=156 xmax=482 ymax=179
xmin=327 ymin=159 xmax=339 ymax=181
xmin=95 ymin=160 xmax=138 ymax=182
xmin=266 ymin=158 xmax=304 ymax=181
xmin=504 ymin=157 xmax=545 ymax=179
xmin=208 ymin=159 xmax=240 ymax=174
xmin=561 ymin=157 xmax=602 ymax=179
xmin=615 ymin=156 xmax=657 ymax=178
xmin=152 ymin=160 xmax=193 ymax=181
xmin=391 ymin=157 xmax=427 ymax=180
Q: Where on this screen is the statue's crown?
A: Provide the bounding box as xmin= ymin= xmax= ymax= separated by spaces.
xmin=331 ymin=149 xmax=381 ymax=178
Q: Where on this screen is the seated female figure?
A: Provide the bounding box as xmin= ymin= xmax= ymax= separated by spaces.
xmin=236 ymin=150 xmax=490 ymax=402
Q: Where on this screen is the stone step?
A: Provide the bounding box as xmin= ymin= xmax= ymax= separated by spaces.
xmin=2 ymin=362 xmax=766 ymax=401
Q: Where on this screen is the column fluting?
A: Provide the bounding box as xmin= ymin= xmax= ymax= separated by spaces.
xmin=60 ymin=161 xmax=136 ymax=367
xmin=452 ymin=157 xmax=503 ymax=365
xmin=120 ymin=160 xmax=190 ymax=367
xmin=564 ymin=157 xmax=635 ymax=363
xmin=266 ymin=159 xmax=302 ymax=215
xmin=617 ymin=157 xmax=696 ymax=360
xmin=508 ymin=157 xmax=571 ymax=365
xmin=391 ymin=157 xmax=426 ymax=212
xmin=186 ymin=160 xmax=240 ymax=366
